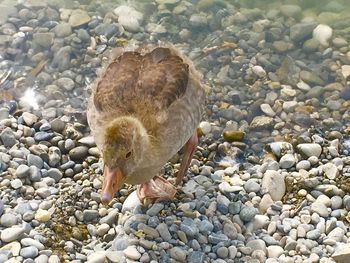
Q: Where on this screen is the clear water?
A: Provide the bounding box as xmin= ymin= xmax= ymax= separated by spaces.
xmin=0 ymin=0 xmax=349 ymax=156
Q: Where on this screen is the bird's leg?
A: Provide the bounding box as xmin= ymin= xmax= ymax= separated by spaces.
xmin=174 ymin=132 xmax=198 ymax=185
xmin=137 ymin=175 xmax=176 ymax=203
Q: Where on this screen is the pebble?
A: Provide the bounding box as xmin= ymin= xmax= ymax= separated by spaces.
xmin=0 ymin=213 xmax=18 ymax=227
xmin=123 ymin=246 xmax=141 ymax=260
xmin=267 ymin=245 xmax=284 ymax=258
xmin=170 ymin=247 xmax=187 ymax=262
xmin=1 ymin=227 xmax=25 ymax=242
xmin=20 ymin=246 xmax=39 ymax=258
xmin=262 ymin=170 xmax=285 ymax=201
xmin=297 ymin=143 xmax=322 ymax=158
xmin=322 ymin=163 xmax=338 ymax=179
xmin=279 ymin=153 xmax=296 ymax=169
xmin=239 ymin=207 xmax=257 ymax=222
xmin=15 ymin=164 xmax=29 ymax=178
xmin=313 ymin=24 xmax=333 ymax=46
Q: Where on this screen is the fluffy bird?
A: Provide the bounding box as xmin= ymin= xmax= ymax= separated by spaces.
xmin=87 ymin=45 xmax=208 ymax=204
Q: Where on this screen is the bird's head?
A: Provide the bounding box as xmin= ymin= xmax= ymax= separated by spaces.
xmin=100 ymin=116 xmax=150 ymax=204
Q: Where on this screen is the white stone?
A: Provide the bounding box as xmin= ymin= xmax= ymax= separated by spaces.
xmin=267 ymin=245 xmax=284 ymax=258
xmin=114 ymin=5 xmax=143 ymax=32
xmin=252 ymin=65 xmax=266 ymax=78
xmin=313 ymin=24 xmax=333 ymax=46
xmin=261 ymin=170 xmax=285 ymax=201
xmin=122 ymin=190 xmax=141 ymax=213
xmin=0 ymin=241 xmax=21 ymax=256
xmin=0 ymin=227 xmax=25 ymax=243
xmin=123 ymin=246 xmax=141 ymax=260
xmin=322 ymin=163 xmax=339 ymax=180
xmin=199 ymin=121 xmax=211 ymax=135
xmin=279 ymin=153 xmax=296 ymax=169
xmin=297 ymin=143 xmax=322 ymax=158
xmin=260 ymin=104 xmax=276 ymax=117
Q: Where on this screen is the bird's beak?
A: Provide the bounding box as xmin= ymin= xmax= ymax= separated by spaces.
xmin=100 ymin=166 xmax=125 ymax=205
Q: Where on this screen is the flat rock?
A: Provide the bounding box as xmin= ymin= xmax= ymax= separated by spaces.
xmin=261 ymin=170 xmax=285 ymax=201
xmin=68 ymin=9 xmax=91 ymax=27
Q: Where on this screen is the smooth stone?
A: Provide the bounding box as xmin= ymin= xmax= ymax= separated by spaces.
xmin=262 ymin=170 xmax=285 ymax=201
xmin=266 ymin=245 xmax=284 ymax=258
xmin=121 ymin=191 xmax=140 ymax=213
xmin=21 ymin=238 xmax=45 ymax=250
xmin=0 ymin=213 xmax=18 ymax=227
xmin=313 ymin=24 xmax=333 ymax=46
xmin=68 ymin=9 xmax=91 ymax=27
xmin=156 ymin=223 xmax=172 ymax=241
xmin=35 ymin=209 xmax=52 ymax=222
xmin=297 ymin=143 xmax=322 ymax=158
xmin=247 ymin=239 xmax=267 ymax=253
xmin=279 ymin=153 xmax=296 ymax=169
xmin=15 ymin=164 xmax=30 ymax=178
xmin=311 ymin=202 xmax=330 ymax=217
xmin=11 ymin=179 xmax=23 ymax=189
xmin=0 ymin=241 xmax=21 ymax=256
xmin=123 ymin=246 xmax=141 ymax=260
xmin=33 ymin=33 xmax=54 ymax=47
xmin=22 ymin=112 xmax=37 ymax=126
xmin=260 ymin=104 xmax=275 ymax=117
xmin=53 ymin=22 xmax=72 ymax=38
xmin=146 ymin=203 xmax=164 ymax=217
xmin=20 ymin=246 xmax=38 ymax=258
xmin=239 ymin=207 xmax=257 ymax=222
xmin=296 ymin=160 xmax=311 ymax=170
xmin=244 ymin=179 xmax=260 ymax=193
xmin=170 ymin=247 xmax=187 ymax=262
xmin=46 ymin=168 xmax=62 ymax=182
xmin=199 ymin=121 xmax=211 ymax=135
xmin=83 ymin=210 xmax=99 ymax=222
xmin=69 ymin=146 xmax=88 ymax=161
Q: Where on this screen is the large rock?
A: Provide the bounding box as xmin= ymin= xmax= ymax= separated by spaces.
xmin=261 ymin=170 xmax=285 ymax=201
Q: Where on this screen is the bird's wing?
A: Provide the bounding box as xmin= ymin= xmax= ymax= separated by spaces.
xmin=93 ymin=47 xmax=189 ymax=113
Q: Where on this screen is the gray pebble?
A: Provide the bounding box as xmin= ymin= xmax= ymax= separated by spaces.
xmin=170 ymin=247 xmax=187 ymax=262
xmin=69 ymin=146 xmax=88 ymax=161
xmin=244 ymin=179 xmax=261 ymax=193
xmin=146 ymin=203 xmax=164 ymax=217
xmin=156 ymin=223 xmax=172 ymax=241
xmin=208 ymin=233 xmax=229 ymax=245
xmin=0 ymin=128 xmax=17 ymax=147
xmin=20 ymin=246 xmax=39 ymax=258
xmin=27 ymin=154 xmax=43 ymax=169
xmin=15 ymin=164 xmax=30 ymax=178
xmin=83 ymin=210 xmax=99 ymax=222
xmin=47 ymin=168 xmax=62 ymax=182
xmin=239 ymin=207 xmax=257 ymax=222
xmin=217 ymin=247 xmax=229 ymax=259
xmin=57 ymin=77 xmax=75 ymax=91
xmin=0 ymin=213 xmax=18 ymax=227
xmin=188 ymin=251 xmax=205 ymax=263
xmin=180 ymin=218 xmax=199 ymax=238
xmin=296 ymin=160 xmax=311 ymax=170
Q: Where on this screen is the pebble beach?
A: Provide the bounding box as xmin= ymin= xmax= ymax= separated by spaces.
xmin=0 ymin=0 xmax=350 ymax=262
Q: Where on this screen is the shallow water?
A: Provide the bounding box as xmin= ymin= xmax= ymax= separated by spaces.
xmin=0 ymin=0 xmax=350 ymax=262
xmin=0 ymin=0 xmax=349 ymax=155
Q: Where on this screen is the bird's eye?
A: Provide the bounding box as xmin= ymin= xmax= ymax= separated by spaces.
xmin=125 ymin=151 xmax=132 ymax=159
